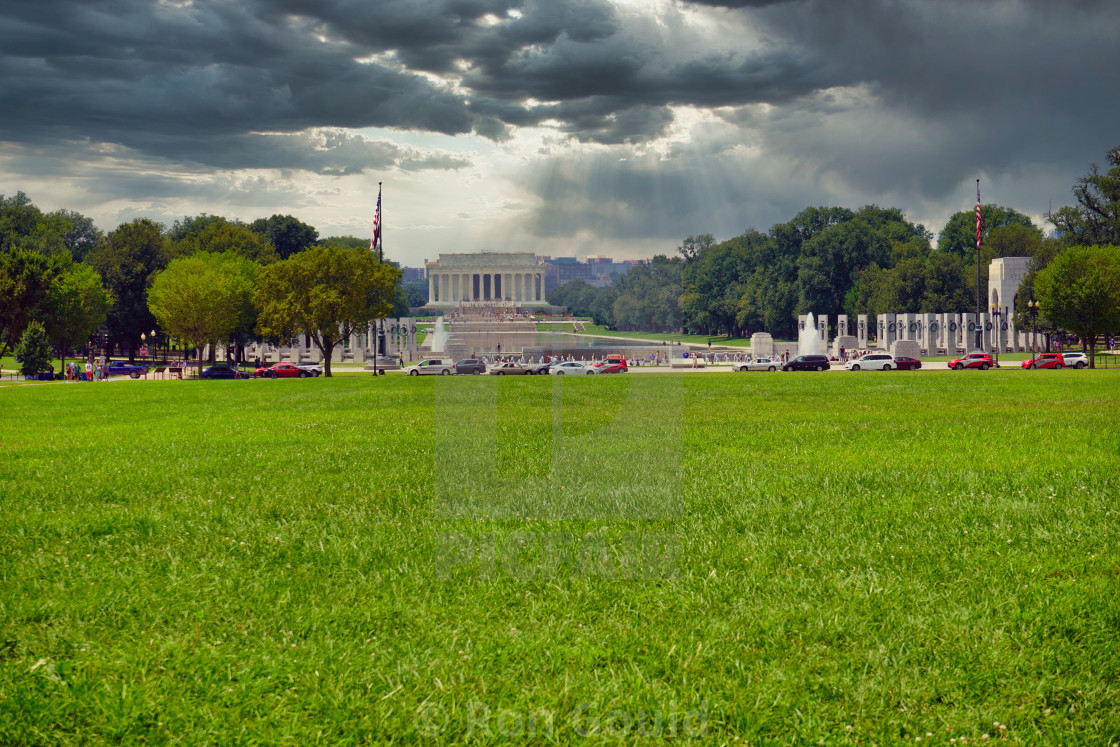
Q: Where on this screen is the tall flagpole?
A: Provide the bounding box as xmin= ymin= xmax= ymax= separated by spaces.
xmin=378 ymin=181 xmax=386 ymax=375
xmin=372 ymin=181 xmax=384 ymax=376
xmin=975 ymin=178 xmax=982 ymax=351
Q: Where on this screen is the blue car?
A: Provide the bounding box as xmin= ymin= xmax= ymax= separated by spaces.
xmin=106 ymin=361 xmax=149 ymax=378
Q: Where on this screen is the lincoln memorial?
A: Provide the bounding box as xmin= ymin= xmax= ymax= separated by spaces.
xmin=425 ymin=252 xmax=547 ymax=306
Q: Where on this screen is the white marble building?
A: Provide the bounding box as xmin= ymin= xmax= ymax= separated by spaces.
xmin=425 ymin=252 xmax=548 ymax=306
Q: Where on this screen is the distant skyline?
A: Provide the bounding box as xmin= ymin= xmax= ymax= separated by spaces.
xmin=2 ymin=0 xmax=1118 ymax=266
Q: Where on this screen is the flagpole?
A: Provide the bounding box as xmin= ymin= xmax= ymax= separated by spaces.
xmin=377 ymin=181 xmax=386 ymax=375
xmin=371 ymin=181 xmax=384 ymax=376
xmin=975 ymin=178 xmax=982 ymax=351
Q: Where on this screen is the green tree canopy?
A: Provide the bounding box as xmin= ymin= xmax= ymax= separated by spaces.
xmin=937 ymin=204 xmax=1036 ymax=258
xmin=171 ymin=218 xmax=279 ymax=265
xmin=13 ymin=320 xmax=53 ymax=376
xmin=89 ymin=218 xmax=169 ymax=359
xmin=147 ymin=252 xmax=259 ymax=375
xmin=45 ymin=209 xmax=104 ymax=262
xmin=42 ymin=259 xmax=112 ymax=368
xmin=1049 ymin=145 xmax=1120 ymax=246
xmin=250 ymin=215 xmax=319 ymax=260
xmin=254 ymin=246 xmax=399 ymax=377
xmin=1035 ymin=244 xmax=1120 ymax=367
xmin=0 ymin=246 xmax=56 ymax=357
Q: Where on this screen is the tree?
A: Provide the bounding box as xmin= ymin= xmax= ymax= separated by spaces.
xmin=676 ymin=234 xmax=715 ymax=262
xmin=250 ymin=215 xmax=319 ymax=260
xmin=1049 ymin=145 xmax=1120 ymax=246
xmin=254 ymin=246 xmax=399 ymax=377
xmin=404 ymin=283 xmax=427 ymax=307
xmin=46 ymin=209 xmax=104 ymax=262
xmin=13 ymin=320 xmax=53 ymax=377
xmin=89 ymin=219 xmax=169 ymax=360
xmin=171 ymin=219 xmax=279 ymax=265
xmin=42 ymin=260 xmax=112 ymax=371
xmin=0 ymin=247 xmax=55 ymax=357
xmin=148 ymin=252 xmax=259 ymax=377
xmin=1034 ymin=245 xmax=1120 ymax=368
xmin=937 ymin=204 xmax=1037 ymax=259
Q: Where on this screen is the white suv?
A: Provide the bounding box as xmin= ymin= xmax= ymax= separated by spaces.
xmin=406 ymin=359 xmax=454 ymax=376
xmin=1061 ymin=351 xmax=1088 ymax=369
xmin=845 ymin=353 xmax=896 ymax=371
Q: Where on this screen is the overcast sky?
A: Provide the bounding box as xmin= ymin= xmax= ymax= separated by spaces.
xmin=2 ymin=0 xmax=1117 ymax=266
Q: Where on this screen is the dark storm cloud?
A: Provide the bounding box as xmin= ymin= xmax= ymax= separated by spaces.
xmin=1 ymin=0 xmax=1117 ymax=244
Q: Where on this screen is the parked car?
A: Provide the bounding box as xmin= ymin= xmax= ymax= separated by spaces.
xmin=255 ymin=362 xmax=308 ymax=378
xmin=106 ymin=361 xmax=150 ymax=379
xmin=592 ymin=360 xmax=628 ymax=374
xmin=1021 ymin=352 xmax=1065 ymax=370
xmin=297 ymin=363 xmax=324 ymax=376
xmin=528 ymin=361 xmax=553 ymax=375
xmin=845 ymin=353 xmax=896 ymax=371
xmin=948 ymin=351 xmax=994 ymax=370
xmin=405 ymin=359 xmax=454 ymax=376
xmin=732 ymin=357 xmax=779 ymax=372
xmin=455 ymin=359 xmax=487 ymax=375
xmin=782 ymin=355 xmax=831 ymax=372
xmin=201 ymin=364 xmax=249 ymax=379
xmin=488 ymin=361 xmax=531 ymax=375
xmin=892 ymin=356 xmax=922 ymax=371
xmin=549 ymin=361 xmax=597 ymax=375
xmin=1060 ymin=352 xmax=1088 ymax=369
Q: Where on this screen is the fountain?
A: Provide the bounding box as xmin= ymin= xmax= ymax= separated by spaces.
xmin=430 ymin=317 xmax=449 ymax=353
xmin=799 ymin=311 xmax=822 ymax=356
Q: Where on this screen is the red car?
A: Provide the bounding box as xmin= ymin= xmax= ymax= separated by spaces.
xmin=892 ymin=356 xmax=922 ymax=371
xmin=948 ymin=352 xmax=994 ymax=370
xmin=1021 ymin=353 xmax=1065 ymax=370
xmin=593 ymin=361 xmax=629 ymax=374
xmin=255 ymin=362 xmax=309 ymax=378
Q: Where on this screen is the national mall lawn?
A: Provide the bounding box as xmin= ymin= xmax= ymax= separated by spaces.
xmin=2 ymin=372 xmax=1119 ymax=745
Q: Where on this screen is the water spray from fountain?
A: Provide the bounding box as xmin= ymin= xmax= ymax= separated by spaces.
xmin=430 ymin=316 xmax=449 ymax=352
xmin=798 ymin=312 xmax=823 ymax=356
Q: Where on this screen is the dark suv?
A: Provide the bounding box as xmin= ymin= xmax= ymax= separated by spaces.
xmin=455 ymin=359 xmax=487 ymax=375
xmin=782 ymin=354 xmax=831 ymax=372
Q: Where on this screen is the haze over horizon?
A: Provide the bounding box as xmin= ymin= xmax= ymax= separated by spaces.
xmin=2 ymin=0 xmax=1117 ymax=266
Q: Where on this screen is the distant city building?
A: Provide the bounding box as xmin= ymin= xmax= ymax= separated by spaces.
xmin=400 ymin=266 xmax=425 ymax=282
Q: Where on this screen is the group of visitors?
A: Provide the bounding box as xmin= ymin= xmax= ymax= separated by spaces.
xmin=64 ymin=359 xmax=106 ymax=382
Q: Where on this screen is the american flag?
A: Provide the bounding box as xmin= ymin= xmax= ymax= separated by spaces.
xmin=975 ymin=179 xmax=982 ymax=254
xmin=369 ymin=185 xmax=382 ymax=251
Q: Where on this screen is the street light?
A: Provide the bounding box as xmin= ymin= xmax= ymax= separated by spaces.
xmin=140 ymin=332 xmax=146 ymax=367
xmin=1028 ymin=299 xmax=1039 ymax=356
xmin=989 ymin=305 xmax=1002 ymax=366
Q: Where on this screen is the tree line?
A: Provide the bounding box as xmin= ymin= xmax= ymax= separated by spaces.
xmin=548 ymin=146 xmax=1120 ymax=365
xmin=1 ymin=199 xmax=403 ymax=377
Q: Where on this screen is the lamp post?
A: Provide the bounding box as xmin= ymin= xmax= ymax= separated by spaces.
xmin=1028 ymin=299 xmax=1039 ymax=356
xmin=989 ymin=305 xmax=1002 ymax=366
xmin=140 ymin=332 xmax=146 ymax=368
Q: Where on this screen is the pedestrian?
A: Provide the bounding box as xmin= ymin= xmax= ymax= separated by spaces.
xmin=85 ymin=359 xmax=93 ymax=382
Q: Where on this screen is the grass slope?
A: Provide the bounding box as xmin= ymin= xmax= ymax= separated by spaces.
xmin=2 ymin=372 xmax=1119 ymax=744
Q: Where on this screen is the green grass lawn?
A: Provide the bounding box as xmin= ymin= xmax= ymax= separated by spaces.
xmin=2 ymin=373 xmax=1120 ymax=744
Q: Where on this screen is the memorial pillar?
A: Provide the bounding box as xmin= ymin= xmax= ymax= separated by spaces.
xmin=857 ymin=314 xmax=868 ymax=348
xmin=429 ymin=274 xmax=435 ymax=302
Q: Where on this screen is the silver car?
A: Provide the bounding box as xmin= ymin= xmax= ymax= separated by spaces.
xmin=732 ymin=357 xmax=779 ymax=372
xmin=845 ymin=353 xmax=895 ymax=371
xmin=549 ymin=361 xmax=597 ymax=375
